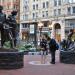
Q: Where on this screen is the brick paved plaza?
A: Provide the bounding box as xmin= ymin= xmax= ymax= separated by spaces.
xmin=0 ymin=51 xmax=75 ymax=75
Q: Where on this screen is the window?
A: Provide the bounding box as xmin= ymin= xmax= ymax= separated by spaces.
xmin=46 ymin=11 xmax=48 ymax=17
xmin=67 ymin=7 xmax=71 ymax=15
xmin=36 ymin=12 xmax=38 ymax=18
xmin=42 ymin=11 xmax=48 ymax=17
xmin=36 ymin=4 xmax=38 ymax=10
xmin=23 ymin=15 xmax=25 ymax=20
xmin=46 ymin=1 xmax=49 ymax=8
xmin=22 ymin=24 xmax=28 ymax=28
xmin=54 ymin=0 xmax=57 ymax=6
xmin=33 ymin=13 xmax=35 ymax=19
xmin=43 ymin=2 xmax=45 ymax=8
xmin=33 ymin=5 xmax=35 ymax=10
xmin=25 ymin=14 xmax=28 ymax=20
xmin=58 ymin=0 xmax=61 ymax=5
xmin=72 ymin=7 xmax=75 ymax=13
xmin=58 ymin=9 xmax=61 ymax=15
xmin=42 ymin=11 xmax=45 ymax=17
xmin=54 ymin=9 xmax=57 ymax=16
xmin=70 ymin=23 xmax=75 ymax=29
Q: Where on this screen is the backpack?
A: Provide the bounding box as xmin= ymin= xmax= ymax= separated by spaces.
xmin=49 ymin=39 xmax=59 ymax=50
xmin=49 ymin=39 xmax=56 ymax=50
xmin=56 ymin=43 xmax=59 ymax=50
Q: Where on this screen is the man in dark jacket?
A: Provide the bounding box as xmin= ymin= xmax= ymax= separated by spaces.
xmin=47 ymin=37 xmax=57 ymax=64
xmin=0 ymin=5 xmax=6 ymax=47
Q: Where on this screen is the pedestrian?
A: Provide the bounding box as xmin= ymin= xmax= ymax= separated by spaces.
xmin=47 ymin=37 xmax=57 ymax=64
xmin=40 ymin=34 xmax=47 ymax=64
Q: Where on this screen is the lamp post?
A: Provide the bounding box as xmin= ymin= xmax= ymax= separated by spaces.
xmin=49 ymin=24 xmax=52 ymax=37
xmin=38 ymin=22 xmax=43 ymax=44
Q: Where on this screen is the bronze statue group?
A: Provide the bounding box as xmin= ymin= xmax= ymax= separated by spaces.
xmin=0 ymin=5 xmax=18 ymax=48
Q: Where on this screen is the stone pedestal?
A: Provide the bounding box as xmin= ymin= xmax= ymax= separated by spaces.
xmin=60 ymin=50 xmax=75 ymax=64
xmin=0 ymin=48 xmax=24 ymax=69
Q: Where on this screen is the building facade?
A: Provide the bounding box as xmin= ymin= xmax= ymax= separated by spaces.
xmin=20 ymin=0 xmax=75 ymax=44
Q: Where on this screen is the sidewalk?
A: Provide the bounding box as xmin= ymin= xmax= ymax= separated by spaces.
xmin=0 ymin=51 xmax=75 ymax=75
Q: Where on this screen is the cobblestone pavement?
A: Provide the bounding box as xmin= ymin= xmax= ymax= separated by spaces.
xmin=0 ymin=51 xmax=75 ymax=75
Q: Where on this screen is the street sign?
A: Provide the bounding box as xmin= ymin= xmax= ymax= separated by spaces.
xmin=30 ymin=24 xmax=34 ymax=34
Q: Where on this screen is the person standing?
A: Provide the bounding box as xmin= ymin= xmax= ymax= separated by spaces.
xmin=40 ymin=35 xmax=47 ymax=64
xmin=47 ymin=37 xmax=57 ymax=64
xmin=0 ymin=5 xmax=6 ymax=47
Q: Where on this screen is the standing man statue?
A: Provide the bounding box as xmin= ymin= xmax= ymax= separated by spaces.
xmin=68 ymin=29 xmax=73 ymax=40
xmin=7 ymin=10 xmax=18 ymax=47
xmin=0 ymin=5 xmax=6 ymax=47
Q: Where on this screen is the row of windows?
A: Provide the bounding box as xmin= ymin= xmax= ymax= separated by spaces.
xmin=54 ymin=6 xmax=75 ymax=16
xmin=22 ymin=24 xmax=29 ymax=28
xmin=23 ymin=5 xmax=29 ymax=11
xmin=42 ymin=11 xmax=48 ymax=18
xmin=32 ymin=11 xmax=48 ymax=19
xmin=33 ymin=4 xmax=38 ymax=10
xmin=23 ymin=14 xmax=28 ymax=20
xmin=23 ymin=0 xmax=29 ymax=12
xmin=42 ymin=1 xmax=49 ymax=8
xmin=67 ymin=7 xmax=75 ymax=15
xmin=54 ymin=0 xmax=61 ymax=6
xmin=54 ymin=0 xmax=75 ymax=6
xmin=32 ymin=12 xmax=38 ymax=19
xmin=54 ymin=9 xmax=61 ymax=16
xmin=33 ymin=1 xmax=49 ymax=10
xmin=23 ymin=6 xmax=75 ymax=20
xmin=22 ymin=23 xmax=75 ymax=29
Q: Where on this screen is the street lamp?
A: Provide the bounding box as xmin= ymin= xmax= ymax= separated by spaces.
xmin=38 ymin=22 xmax=43 ymax=44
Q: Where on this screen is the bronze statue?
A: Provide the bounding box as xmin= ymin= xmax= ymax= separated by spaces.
xmin=60 ymin=29 xmax=75 ymax=51
xmin=0 ymin=5 xmax=6 ymax=47
xmin=0 ymin=6 xmax=18 ymax=48
xmin=7 ymin=10 xmax=18 ymax=48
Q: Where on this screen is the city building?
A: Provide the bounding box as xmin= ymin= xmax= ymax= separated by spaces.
xmin=20 ymin=0 xmax=75 ymax=44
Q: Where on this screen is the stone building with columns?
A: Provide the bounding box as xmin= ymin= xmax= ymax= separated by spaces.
xmin=20 ymin=0 xmax=75 ymax=44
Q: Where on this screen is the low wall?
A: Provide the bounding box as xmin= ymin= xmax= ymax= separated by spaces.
xmin=60 ymin=50 xmax=75 ymax=64
xmin=0 ymin=48 xmax=24 ymax=69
